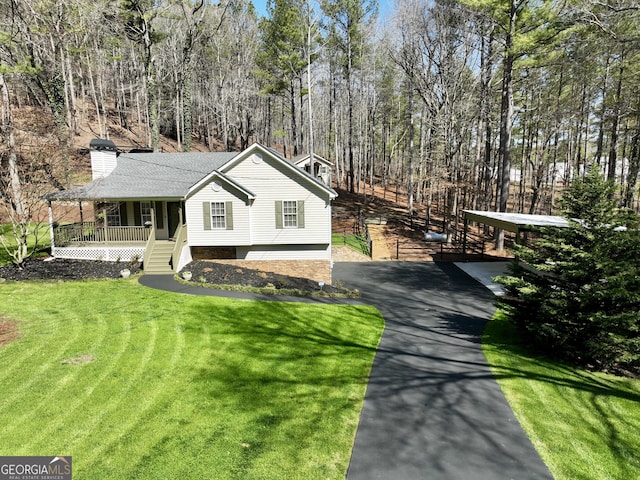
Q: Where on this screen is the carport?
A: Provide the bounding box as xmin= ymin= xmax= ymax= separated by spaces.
xmin=462 ymin=210 xmax=570 ymax=252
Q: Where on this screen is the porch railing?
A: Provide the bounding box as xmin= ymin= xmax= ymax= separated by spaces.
xmin=171 ymin=222 xmax=188 ymax=272
xmin=143 ymin=221 xmax=157 ymax=271
xmin=54 ymin=222 xmax=150 ymax=246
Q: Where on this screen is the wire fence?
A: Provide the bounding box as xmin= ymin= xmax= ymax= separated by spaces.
xmin=333 ymin=230 xmax=372 ymax=258
xmin=396 ymin=239 xmax=486 ymax=261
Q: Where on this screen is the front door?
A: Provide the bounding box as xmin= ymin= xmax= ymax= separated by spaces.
xmin=154 ymin=201 xmax=168 ymax=240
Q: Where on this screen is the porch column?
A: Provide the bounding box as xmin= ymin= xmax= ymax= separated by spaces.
xmin=48 ymin=201 xmax=55 ymax=250
xmin=102 ymin=206 xmax=109 ymax=244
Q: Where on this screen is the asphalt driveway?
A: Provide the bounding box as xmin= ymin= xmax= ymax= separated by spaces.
xmin=333 ymin=262 xmax=552 ymax=480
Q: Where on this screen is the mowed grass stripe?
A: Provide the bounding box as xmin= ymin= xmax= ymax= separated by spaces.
xmin=0 ymin=281 xmax=384 ymax=479
xmin=0 ymin=283 xmax=148 ymax=450
xmin=125 ymin=299 xmax=379 ymax=479
xmin=0 ymin=317 xmax=81 ymax=417
xmin=32 ymin=311 xmax=144 ymax=455
xmin=0 ymin=306 xmax=88 ymax=424
xmin=9 ymin=303 xmax=111 ymax=392
xmin=79 ymin=296 xmax=321 ymax=479
xmin=66 ymin=295 xmax=171 ymax=447
xmin=1 ymin=288 xmax=132 ymax=449
xmin=0 ymin=301 xmax=82 ymax=391
xmin=77 ymin=299 xmax=190 ymax=468
xmin=1 ymin=286 xmax=197 ymax=464
xmin=483 ymin=312 xmax=640 ymax=480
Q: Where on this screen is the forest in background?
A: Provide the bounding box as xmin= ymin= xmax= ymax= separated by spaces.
xmin=1 ymin=0 xmax=640 ymax=242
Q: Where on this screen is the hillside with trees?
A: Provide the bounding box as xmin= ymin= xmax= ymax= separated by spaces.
xmin=1 ymin=0 xmax=640 ymax=239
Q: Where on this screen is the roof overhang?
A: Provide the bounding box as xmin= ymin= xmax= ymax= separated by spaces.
xmin=187 ymin=170 xmax=256 ymax=201
xmin=292 ymin=153 xmax=334 ymax=167
xmin=44 ymin=189 xmax=185 ymax=202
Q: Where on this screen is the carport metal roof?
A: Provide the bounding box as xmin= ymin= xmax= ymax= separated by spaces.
xmin=462 ymin=210 xmax=570 ymax=233
xmin=461 ymin=210 xmax=571 ymax=254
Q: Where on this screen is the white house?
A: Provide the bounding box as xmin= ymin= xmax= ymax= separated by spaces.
xmin=46 ymin=140 xmax=337 ymax=282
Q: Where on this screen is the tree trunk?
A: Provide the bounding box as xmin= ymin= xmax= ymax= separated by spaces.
xmin=594 ymin=56 xmax=610 ymax=167
xmin=607 ymin=53 xmax=625 ymax=183
xmin=348 ymin=70 xmax=355 ymax=193
xmin=290 ymin=81 xmax=298 ymax=157
xmin=147 ymin=61 xmax=160 ymax=151
xmin=496 ymin=0 xmax=516 ymax=250
xmin=623 ymin=125 xmax=640 ymax=208
xmin=0 ymin=75 xmax=24 ymax=217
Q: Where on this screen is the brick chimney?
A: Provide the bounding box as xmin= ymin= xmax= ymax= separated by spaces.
xmin=89 ymin=138 xmax=118 ymax=179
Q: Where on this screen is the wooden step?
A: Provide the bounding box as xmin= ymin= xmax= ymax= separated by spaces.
xmin=144 ymin=241 xmax=175 ymax=274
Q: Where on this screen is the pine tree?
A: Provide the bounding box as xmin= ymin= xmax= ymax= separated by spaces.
xmin=497 ymin=166 xmax=640 ymax=374
xmin=321 ymin=0 xmax=377 ymax=192
xmin=460 ymin=0 xmax=571 ymax=248
xmin=257 ymin=0 xmax=309 ymax=156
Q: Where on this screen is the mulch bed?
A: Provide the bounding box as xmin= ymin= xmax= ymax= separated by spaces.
xmin=182 ymin=261 xmax=346 ymax=295
xmin=0 ymin=257 xmax=349 ymax=295
xmin=0 ymin=258 xmax=142 ymax=281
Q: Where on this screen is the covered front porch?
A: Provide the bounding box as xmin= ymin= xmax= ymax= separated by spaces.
xmin=51 ymin=221 xmax=150 ymax=261
xmin=47 ymin=200 xmax=189 ymax=272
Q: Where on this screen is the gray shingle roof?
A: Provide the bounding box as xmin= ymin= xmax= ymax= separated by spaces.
xmin=48 ymin=151 xmax=238 ymax=200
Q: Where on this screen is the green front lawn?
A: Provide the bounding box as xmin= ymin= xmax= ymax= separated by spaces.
xmin=0 ymin=280 xmax=384 ymax=479
xmin=483 ymin=311 xmax=640 ymax=480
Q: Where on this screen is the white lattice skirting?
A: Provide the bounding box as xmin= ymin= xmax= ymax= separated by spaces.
xmin=53 ymin=246 xmax=146 ymax=262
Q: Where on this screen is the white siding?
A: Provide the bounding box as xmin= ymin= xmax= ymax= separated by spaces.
xmin=176 ymin=244 xmax=193 ymax=271
xmin=90 ymin=150 xmax=117 ymax=179
xmin=185 ymin=182 xmax=251 ymax=246
xmin=237 ymin=244 xmax=331 ymax=260
xmin=225 ymin=153 xmax=332 ymax=247
xmin=184 ymin=149 xmax=333 ymax=261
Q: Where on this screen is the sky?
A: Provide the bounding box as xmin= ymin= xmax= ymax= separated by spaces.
xmin=251 ymin=0 xmax=268 ymax=18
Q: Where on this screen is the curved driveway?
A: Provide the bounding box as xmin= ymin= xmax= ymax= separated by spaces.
xmin=333 ymin=262 xmax=552 ymax=480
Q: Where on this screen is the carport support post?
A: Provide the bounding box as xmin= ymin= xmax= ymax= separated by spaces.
xmin=514 ymin=227 xmax=521 ymax=267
